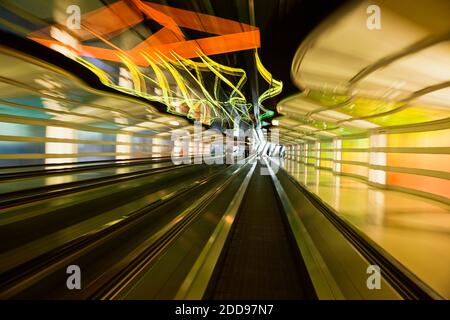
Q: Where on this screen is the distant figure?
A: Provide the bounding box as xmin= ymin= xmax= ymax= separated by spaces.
xmin=244 ymin=137 xmax=250 ymax=158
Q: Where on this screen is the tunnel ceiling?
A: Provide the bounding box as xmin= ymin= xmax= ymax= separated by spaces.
xmin=275 ymin=0 xmax=450 ymax=145
xmin=0 ymin=0 xmax=346 ymax=132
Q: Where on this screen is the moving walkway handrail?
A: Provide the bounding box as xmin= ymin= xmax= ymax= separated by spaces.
xmin=274 ymin=159 xmax=443 ymax=300
xmin=262 ymin=157 xmax=341 ymax=299
xmin=175 ymin=160 xmax=257 ymax=299
xmin=0 ymin=162 xmax=246 ymax=299
xmin=0 ymin=162 xmax=190 ymax=209
xmin=94 ymin=162 xmax=252 ymax=300
xmin=0 ymin=157 xmax=173 ymax=180
xmin=0 ymin=156 xmax=170 ymax=170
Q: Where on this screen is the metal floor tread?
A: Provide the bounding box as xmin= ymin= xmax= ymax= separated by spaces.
xmin=206 ymin=161 xmax=315 ymax=299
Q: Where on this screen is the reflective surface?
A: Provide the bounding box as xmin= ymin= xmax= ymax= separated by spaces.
xmin=280 ymin=158 xmax=450 ymax=298
xmin=0 ymin=0 xmax=448 ymax=301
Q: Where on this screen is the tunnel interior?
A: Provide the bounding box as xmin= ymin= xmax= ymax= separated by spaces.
xmin=0 ymin=0 xmax=448 ymax=301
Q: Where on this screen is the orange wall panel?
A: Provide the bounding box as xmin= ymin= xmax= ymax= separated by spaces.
xmin=387 ymin=172 xmax=450 ymax=199
xmin=387 ymin=153 xmax=450 ymax=173
xmin=341 ymin=163 xmax=368 ymax=178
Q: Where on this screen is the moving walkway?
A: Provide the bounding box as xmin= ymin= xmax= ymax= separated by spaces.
xmin=0 ymin=157 xmax=440 ymax=300
xmin=205 ymin=160 xmax=316 ymax=299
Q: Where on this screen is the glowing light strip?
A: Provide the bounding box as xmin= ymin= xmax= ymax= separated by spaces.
xmin=22 ymin=2 xmax=282 ymax=127
xmin=255 ymin=51 xmax=283 ymax=119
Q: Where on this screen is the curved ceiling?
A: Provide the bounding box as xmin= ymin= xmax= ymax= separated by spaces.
xmin=275 ymin=0 xmax=450 ymax=144
xmin=0 ymin=0 xmax=271 ymax=128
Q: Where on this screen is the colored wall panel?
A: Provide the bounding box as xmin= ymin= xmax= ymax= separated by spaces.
xmin=387 ymin=172 xmax=450 ymax=199
xmin=342 ymin=151 xmax=369 ymax=163
xmin=387 ymin=129 xmax=450 ymax=148
xmin=342 ymin=138 xmax=369 ymax=149
xmin=387 ymin=153 xmax=450 ymax=173
xmin=341 ymin=163 xmax=368 ymax=178
xmin=320 ymin=160 xmax=333 ymax=169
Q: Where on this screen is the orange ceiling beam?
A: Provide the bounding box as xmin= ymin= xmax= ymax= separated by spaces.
xmin=28 ymin=1 xmax=260 ymax=64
